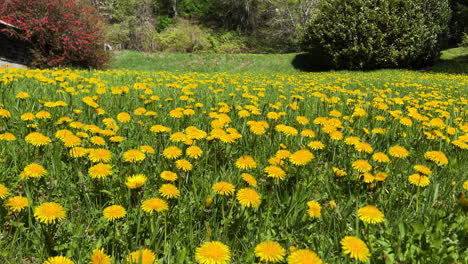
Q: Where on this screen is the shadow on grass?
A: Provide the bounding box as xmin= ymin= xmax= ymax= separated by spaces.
xmin=426 ymin=54 xmax=468 ymax=74
xmin=291 ymin=50 xmax=333 ymax=72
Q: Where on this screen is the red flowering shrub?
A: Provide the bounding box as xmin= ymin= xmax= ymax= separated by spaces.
xmin=0 ymin=0 xmax=109 ymax=68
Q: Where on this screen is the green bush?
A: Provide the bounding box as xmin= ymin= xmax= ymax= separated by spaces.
xmin=153 ymin=19 xmax=211 ymax=52
xmin=460 ymin=33 xmax=468 ymax=48
xmin=302 ymin=0 xmax=451 ymax=70
xmin=208 ymin=31 xmax=247 ymax=53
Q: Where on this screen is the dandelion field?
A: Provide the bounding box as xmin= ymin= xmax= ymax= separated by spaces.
xmin=0 ymin=68 xmax=467 ymax=264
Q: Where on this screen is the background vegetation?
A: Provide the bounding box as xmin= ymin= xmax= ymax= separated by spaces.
xmin=0 ymin=0 xmax=109 ymax=68
xmin=0 ymin=0 xmax=466 ymax=69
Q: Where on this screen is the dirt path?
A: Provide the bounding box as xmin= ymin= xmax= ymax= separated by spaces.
xmin=0 ymin=59 xmax=27 ymax=68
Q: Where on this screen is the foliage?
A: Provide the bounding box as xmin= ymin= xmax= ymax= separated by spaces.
xmin=448 ymin=0 xmax=468 ymax=45
xmin=461 ymin=33 xmax=468 ymax=48
xmin=0 ymin=0 xmax=109 ymax=68
xmin=302 ymin=0 xmax=452 ymax=70
xmin=153 ymin=19 xmax=211 ymax=52
xmin=208 ymin=32 xmax=248 ymax=54
xmin=0 ymin=67 xmax=467 ymax=263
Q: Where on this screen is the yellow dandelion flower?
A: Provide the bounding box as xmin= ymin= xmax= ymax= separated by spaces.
xmin=275 ymin=150 xmax=291 ymax=159
xmin=160 ymin=171 xmax=178 ymax=182
xmin=235 ymin=155 xmax=257 ymax=170
xmin=374 ymin=172 xmax=389 ymax=181
xmin=169 ymin=132 xmax=187 ymax=142
xmin=357 ymin=205 xmax=385 ymax=224
xmin=308 ymin=141 xmax=325 ymax=150
xmin=249 ymin=123 xmax=267 ymax=135
xmin=88 ymin=163 xmax=112 ymax=179
xmin=287 ymin=249 xmax=323 ymax=264
xmin=0 ymin=132 xmax=16 ymax=141
xmin=296 ymin=116 xmax=309 ymax=125
xmin=141 ymin=198 xmax=169 ymax=213
xmin=43 ymin=256 xmax=74 ymax=264
xmin=60 ymin=135 xmax=81 ymax=148
xmin=413 ymin=165 xmax=432 ymax=175
xmin=117 ymin=112 xmax=131 ymax=123
xmin=276 ymin=124 xmax=298 ymax=136
xmin=123 ymin=149 xmax=146 ymax=163
xmin=195 ymin=241 xmax=231 ymax=264
xmin=90 ymin=248 xmax=111 ymax=264
xmin=424 ymin=151 xmax=448 ymax=166
xmin=35 ymin=111 xmax=51 ymax=119
xmin=150 ymin=124 xmax=171 ymax=133
xmin=175 ymin=159 xmax=193 ymax=171
xmin=264 ymin=165 xmax=286 ymax=180
xmin=408 ymin=174 xmax=430 ymax=187
xmin=333 ymin=167 xmax=347 ymax=177
xmin=371 ymin=128 xmax=386 ymax=134
xmin=307 ymin=200 xmax=321 ymax=218
xmin=16 ymin=92 xmax=30 ymax=99
xmin=269 ymin=156 xmax=283 ymax=166
xmin=21 ymin=112 xmax=35 ymax=121
xmin=344 ymin=136 xmax=360 ymax=145
xmin=388 ymin=145 xmax=409 ymax=158
xmin=0 ymin=109 xmax=11 ymax=118
xmin=4 ymin=196 xmax=28 ymax=212
xmin=69 ymin=147 xmax=88 ymax=158
xmin=452 ymin=139 xmax=468 ymax=149
xmin=88 ymin=148 xmax=112 ymax=163
xmin=126 ymin=249 xmax=157 ymax=264
xmin=25 ymin=132 xmax=52 ymax=146
xmin=255 ymin=241 xmax=286 ymax=263
xmin=90 ymin=136 xmax=106 ymax=146
xmin=163 ymin=146 xmax=182 ymax=159
xmin=212 ymin=182 xmax=236 ymax=195
xmin=289 ymin=149 xmax=314 ymax=166
xmin=125 ymin=174 xmax=148 ymax=189
xmin=300 ymin=129 xmax=315 ymax=138
xmin=109 ymin=136 xmax=124 ymax=143
xmin=463 ymin=180 xmax=468 ymax=190
xmin=361 ymin=173 xmax=375 ymax=183
xmin=159 ymin=171 xmax=178 ymax=182
xmin=329 ymin=130 xmax=343 ymax=140
xmin=237 ymin=188 xmax=261 ymax=207
xmin=340 ymin=236 xmax=370 ymax=262
xmin=352 ymin=160 xmax=372 ymax=173
xmin=34 ymin=202 xmax=66 ymax=224
xmin=55 ymin=129 xmax=74 ymax=140
xmin=159 ymin=184 xmax=180 ymax=199
xmin=186 ymin=146 xmax=203 ymax=159
xmin=354 ymin=142 xmax=373 ymax=154
xmin=0 ymin=184 xmax=9 ymax=199
xmin=20 ymin=163 xmax=47 ymax=179
xmin=241 ymin=173 xmax=258 ymax=187
xmin=140 ymin=145 xmax=155 ymax=154
xmin=372 ymin=152 xmax=390 ymax=163
xmin=399 ymin=117 xmax=413 ymax=126
xmin=103 ymin=205 xmax=126 ymax=221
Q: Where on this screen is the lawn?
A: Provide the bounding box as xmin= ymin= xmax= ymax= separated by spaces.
xmin=110 ymin=48 xmax=468 ymax=74
xmin=0 ymin=54 xmax=467 ymax=264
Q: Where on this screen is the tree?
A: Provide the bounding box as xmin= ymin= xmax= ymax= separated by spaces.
xmin=0 ymin=0 xmax=109 ymax=68
xmin=302 ymin=0 xmax=452 ymax=70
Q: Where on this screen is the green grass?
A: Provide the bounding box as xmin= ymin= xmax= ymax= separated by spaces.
xmin=110 ymin=51 xmax=301 ymax=74
xmin=1 ymin=67 xmax=467 ymax=263
xmin=428 ymin=47 xmax=468 ymax=74
xmin=110 ymin=48 xmax=468 ymax=74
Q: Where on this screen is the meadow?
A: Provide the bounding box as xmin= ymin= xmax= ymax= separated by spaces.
xmin=0 ymin=66 xmax=467 ymax=264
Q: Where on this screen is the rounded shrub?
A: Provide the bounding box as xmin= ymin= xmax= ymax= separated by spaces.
xmin=0 ymin=0 xmax=109 ymax=68
xmin=302 ymin=0 xmax=451 ymax=70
